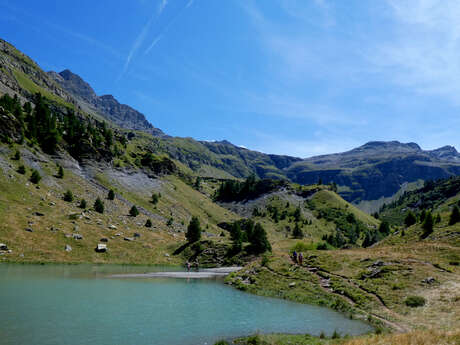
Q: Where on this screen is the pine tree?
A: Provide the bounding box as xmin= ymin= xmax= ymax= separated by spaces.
xmin=12 ymin=150 xmax=20 ymax=160
xmin=404 ymin=211 xmax=417 ymax=227
xmin=151 ymin=193 xmax=159 ymax=205
xmin=129 ymin=205 xmax=139 ymax=217
xmin=421 ymin=212 xmax=434 ymax=239
xmin=94 ymin=197 xmax=104 ymax=214
xmin=30 ymin=170 xmax=41 ymax=184
xmin=145 ymin=219 xmax=152 ymax=228
xmin=230 ymin=222 xmax=243 ymax=253
xmin=108 ymin=189 xmax=115 ymax=200
xmin=249 ymin=223 xmax=271 ymax=254
xmin=449 ymin=206 xmax=460 ymax=226
xmin=378 ymin=221 xmax=390 ymax=236
xmin=57 ymin=166 xmax=64 ymax=179
xmin=63 ymin=190 xmax=74 ymax=202
xmin=292 ymin=222 xmax=304 ymax=239
xmin=186 ymin=216 xmax=201 ymax=243
xmin=17 ymin=165 xmax=26 ymax=175
xmin=79 ymin=199 xmax=87 ymax=209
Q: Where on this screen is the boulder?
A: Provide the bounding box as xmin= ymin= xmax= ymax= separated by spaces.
xmin=124 ymin=237 xmax=134 ymax=241
xmin=108 ymin=224 xmax=117 ymax=229
xmin=25 ymin=228 xmax=33 ymax=232
xmin=95 ymin=243 xmax=107 ymax=253
xmin=422 ymin=277 xmax=437 ymax=284
xmin=34 ymin=212 xmax=45 ymax=217
xmin=289 ymin=282 xmax=296 ymax=287
xmin=72 ymin=234 xmax=83 ymax=240
xmin=100 ymin=238 xmax=109 ymax=243
xmin=65 ymin=245 xmax=72 ymax=252
xmin=0 ymin=243 xmax=8 ymax=250
xmin=133 ymin=232 xmax=141 ymax=238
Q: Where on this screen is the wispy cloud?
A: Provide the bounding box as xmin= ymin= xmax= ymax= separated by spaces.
xmin=158 ymin=0 xmax=168 ymax=14
xmin=371 ymin=0 xmax=460 ymax=104
xmin=144 ymin=0 xmax=195 ymax=55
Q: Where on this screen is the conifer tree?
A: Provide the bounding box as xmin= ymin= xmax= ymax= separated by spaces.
xmin=94 ymin=197 xmax=104 ymax=214
xmin=449 ymin=206 xmax=460 ymax=226
xmin=129 ymin=205 xmax=139 ymax=217
xmin=186 ymin=216 xmax=201 ymax=243
xmin=108 ymin=189 xmax=115 ymax=200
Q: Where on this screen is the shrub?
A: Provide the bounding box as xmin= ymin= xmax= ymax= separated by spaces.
xmin=63 ymin=190 xmax=74 ymax=202
xmin=17 ymin=165 xmax=26 ymax=175
xmin=145 ymin=219 xmax=152 ymax=228
xmin=151 ymin=193 xmax=159 ymax=204
xmin=94 ymin=197 xmax=104 ymax=214
xmin=214 ymin=341 xmax=230 ymax=345
xmin=186 ymin=216 xmax=202 ymax=243
xmin=79 ymin=199 xmax=87 ymax=209
xmin=316 ymin=242 xmax=328 ymax=250
xmin=108 ymin=189 xmax=115 ymax=200
xmin=167 ymin=217 xmax=173 ymax=226
xmin=30 ymin=169 xmax=41 ymax=184
xmin=57 ymin=166 xmax=64 ymax=178
xmin=129 ymin=205 xmax=139 ymax=217
xmin=332 ymin=330 xmax=341 ymax=339
xmin=404 ymin=295 xmax=426 ymax=307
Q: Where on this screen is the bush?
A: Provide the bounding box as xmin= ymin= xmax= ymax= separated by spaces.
xmin=94 ymin=197 xmax=104 ymax=214
xmin=108 ymin=189 xmax=115 ymax=200
xmin=30 ymin=169 xmax=41 ymax=184
xmin=145 ymin=219 xmax=152 ymax=228
xmin=63 ymin=190 xmax=74 ymax=202
xmin=167 ymin=217 xmax=173 ymax=226
xmin=57 ymin=166 xmax=64 ymax=178
xmin=316 ymin=242 xmax=328 ymax=250
xmin=331 ymin=330 xmax=341 ymax=339
xmin=404 ymin=295 xmax=426 ymax=307
xmin=17 ymin=165 xmax=26 ymax=174
xmin=186 ymin=216 xmax=202 ymax=243
xmin=129 ymin=205 xmax=139 ymax=217
xmin=79 ymin=199 xmax=87 ymax=209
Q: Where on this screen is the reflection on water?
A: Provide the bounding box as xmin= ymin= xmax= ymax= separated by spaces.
xmin=0 ymin=264 xmax=373 ymax=345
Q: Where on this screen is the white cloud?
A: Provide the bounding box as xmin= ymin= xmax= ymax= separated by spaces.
xmin=372 ymin=0 xmax=460 ymax=103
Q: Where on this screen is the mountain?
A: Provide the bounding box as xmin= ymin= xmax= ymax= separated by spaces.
xmin=1 ymin=37 xmax=460 ymax=211
xmin=286 ymin=141 xmax=460 ymax=207
xmin=48 ymin=69 xmax=164 ymax=136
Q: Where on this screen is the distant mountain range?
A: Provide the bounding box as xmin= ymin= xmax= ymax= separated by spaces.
xmin=1 ymin=37 xmax=460 ymax=210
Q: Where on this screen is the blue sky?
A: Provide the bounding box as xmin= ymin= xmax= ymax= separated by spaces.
xmin=1 ymin=0 xmax=459 ymax=157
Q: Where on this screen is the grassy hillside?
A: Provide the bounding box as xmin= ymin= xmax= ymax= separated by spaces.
xmin=0 ymin=144 xmax=238 ymax=265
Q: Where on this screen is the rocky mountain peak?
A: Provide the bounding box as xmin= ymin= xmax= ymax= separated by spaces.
xmin=56 ymin=69 xmax=97 ymax=102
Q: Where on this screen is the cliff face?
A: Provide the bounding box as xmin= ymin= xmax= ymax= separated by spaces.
xmin=48 ymin=69 xmax=164 ymax=137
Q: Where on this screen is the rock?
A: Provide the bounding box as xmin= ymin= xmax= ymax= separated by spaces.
xmin=108 ymin=224 xmax=117 ymax=229
xmin=371 ymin=260 xmax=385 ymax=267
xmin=133 ymin=232 xmax=141 ymax=238
xmin=74 ymin=226 xmax=79 ymax=232
xmin=25 ymin=228 xmax=33 ymax=232
xmin=289 ymin=282 xmax=296 ymax=287
xmin=65 ymin=245 xmax=72 ymax=252
xmin=72 ymin=234 xmax=83 ymax=240
xmin=100 ymin=238 xmax=109 ymax=242
xmin=164 ymin=253 xmax=170 ymax=257
xmin=64 ymin=234 xmax=72 ymax=238
xmin=34 ymin=212 xmax=45 ymax=217
xmin=49 ymin=202 xmax=56 ymax=206
xmin=115 ymin=233 xmax=122 ymax=236
xmin=95 ymin=243 xmax=107 ymax=253
xmin=0 ymin=243 xmax=8 ymax=251
xmin=422 ymin=277 xmax=437 ymax=284
xmin=124 ymin=237 xmax=134 ymax=241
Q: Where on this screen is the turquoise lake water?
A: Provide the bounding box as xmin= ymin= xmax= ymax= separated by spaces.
xmin=0 ymin=264 xmax=373 ymax=345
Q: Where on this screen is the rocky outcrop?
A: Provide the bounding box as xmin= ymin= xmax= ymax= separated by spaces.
xmin=49 ymin=69 xmax=164 ymax=137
